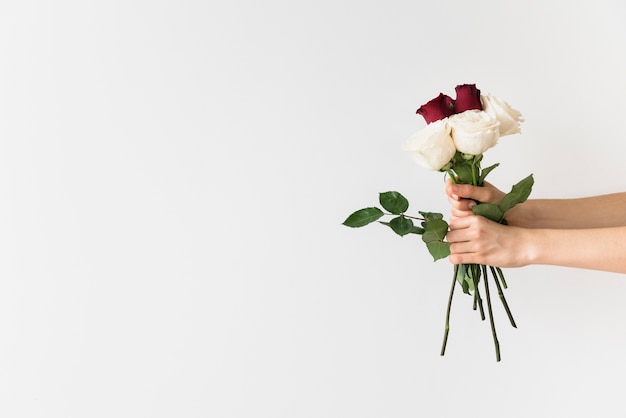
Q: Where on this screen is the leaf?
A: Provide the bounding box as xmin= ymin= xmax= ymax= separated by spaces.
xmin=472 ymin=203 xmax=504 ymax=222
xmin=426 ymin=241 xmax=450 ymax=261
xmin=342 ymin=207 xmax=384 ymax=227
xmin=499 ymin=174 xmax=534 ymax=214
xmin=456 ymin=264 xmax=467 ymax=285
xmin=455 ymin=264 xmax=475 ymax=294
xmin=478 ymin=163 xmax=499 ymax=185
xmin=453 ymin=163 xmax=474 ymax=185
xmin=379 ymin=191 xmax=409 ymax=214
xmin=461 ymin=275 xmax=470 ymax=294
xmin=410 ymin=225 xmax=425 ymax=235
xmin=421 ymin=218 xmax=449 ymax=243
xmin=381 ymin=219 xmax=423 ymax=235
xmin=388 ymin=216 xmax=414 ymax=236
xmin=418 ymin=211 xmax=444 ymax=221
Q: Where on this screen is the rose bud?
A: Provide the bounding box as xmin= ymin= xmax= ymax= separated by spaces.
xmin=403 ymin=119 xmax=456 ymax=171
xmin=454 ymin=84 xmax=482 ymax=113
xmin=416 ymin=93 xmax=455 ymax=124
xmin=448 ymin=110 xmax=500 ymax=155
xmin=481 ymin=94 xmax=524 ymax=136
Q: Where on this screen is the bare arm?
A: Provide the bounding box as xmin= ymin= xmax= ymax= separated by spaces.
xmin=446 ymin=216 xmax=626 ymax=274
xmin=507 ymin=194 xmax=626 ymax=228
xmin=446 ymin=180 xmax=626 ymax=229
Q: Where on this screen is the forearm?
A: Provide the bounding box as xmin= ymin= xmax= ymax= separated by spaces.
xmin=506 ymin=193 xmax=626 ymax=229
xmin=525 ymin=226 xmax=626 ymax=273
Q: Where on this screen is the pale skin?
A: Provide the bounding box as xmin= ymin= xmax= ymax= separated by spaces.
xmin=445 ymin=180 xmax=626 ymax=274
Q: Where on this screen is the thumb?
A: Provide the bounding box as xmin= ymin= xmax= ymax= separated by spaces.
xmin=450 ymin=183 xmax=494 ymax=204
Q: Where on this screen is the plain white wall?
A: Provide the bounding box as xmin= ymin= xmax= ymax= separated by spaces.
xmin=1 ymin=0 xmax=626 ymax=417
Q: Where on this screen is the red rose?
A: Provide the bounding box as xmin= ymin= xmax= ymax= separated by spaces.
xmin=416 ymin=93 xmax=455 ymax=124
xmin=454 ymin=84 xmax=482 ymax=113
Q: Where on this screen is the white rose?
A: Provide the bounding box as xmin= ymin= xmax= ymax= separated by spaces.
xmin=448 ymin=110 xmax=500 ymax=156
xmin=403 ymin=119 xmax=456 ymax=171
xmin=481 ymin=94 xmax=524 ymax=136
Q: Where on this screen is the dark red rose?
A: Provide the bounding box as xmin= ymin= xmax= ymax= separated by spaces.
xmin=416 ymin=93 xmax=456 ymax=124
xmin=454 ymin=84 xmax=482 ymax=113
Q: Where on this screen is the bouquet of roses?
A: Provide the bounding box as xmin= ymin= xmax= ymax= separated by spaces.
xmin=343 ymin=84 xmax=532 ymax=361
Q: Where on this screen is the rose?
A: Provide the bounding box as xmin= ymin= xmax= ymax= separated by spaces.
xmin=416 ymin=93 xmax=455 ymax=124
xmin=481 ymin=94 xmax=524 ymax=136
xmin=454 ymin=84 xmax=482 ymax=113
xmin=403 ymin=119 xmax=456 ymax=171
xmin=448 ymin=110 xmax=500 ymax=155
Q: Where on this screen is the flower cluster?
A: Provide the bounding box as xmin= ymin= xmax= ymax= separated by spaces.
xmin=404 ymin=84 xmax=523 ymax=171
xmin=343 ymin=83 xmax=532 ymax=361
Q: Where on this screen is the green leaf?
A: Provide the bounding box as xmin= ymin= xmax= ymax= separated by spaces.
xmin=472 ymin=203 xmax=504 ymax=222
xmin=419 ymin=211 xmax=444 ymax=221
xmin=478 ymin=163 xmax=499 ymax=185
xmin=388 ymin=216 xmax=414 ymax=236
xmin=379 ymin=191 xmax=409 ymax=214
xmin=499 ymin=174 xmax=534 ymax=214
xmin=457 ymin=264 xmax=467 ymax=286
xmin=342 ymin=207 xmax=384 ymax=227
xmin=421 ymin=218 xmax=449 ymax=243
xmin=410 ymin=225 xmax=425 ymax=235
xmin=426 ymin=241 xmax=450 ymax=261
xmin=461 ymin=275 xmax=470 ymax=294
xmin=452 ymin=151 xmax=467 ymax=165
xmin=453 ymin=163 xmax=474 ymax=185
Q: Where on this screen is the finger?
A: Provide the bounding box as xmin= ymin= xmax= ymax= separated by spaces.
xmin=450 ymin=207 xmax=473 ymax=219
xmin=445 ymin=180 xmax=459 ymax=201
xmin=450 ymin=183 xmax=492 ymax=203
xmin=445 ymin=226 xmax=472 ymax=243
xmin=447 ymin=195 xmax=477 ymax=212
xmin=448 ymin=215 xmax=475 ymax=230
xmin=449 ymin=241 xmax=475 ymax=254
xmin=447 ymin=196 xmax=462 ymax=211
xmin=449 ymin=253 xmax=477 ymax=265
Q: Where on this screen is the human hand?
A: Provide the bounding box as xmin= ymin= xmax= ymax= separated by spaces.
xmin=445 ymin=180 xmax=506 ymax=222
xmin=446 ymin=215 xmax=531 ymax=268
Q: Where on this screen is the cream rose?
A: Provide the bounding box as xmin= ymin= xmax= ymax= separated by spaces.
xmin=448 ymin=110 xmax=500 ymax=155
xmin=481 ymin=94 xmax=524 ymax=136
xmin=403 ymin=119 xmax=456 ymax=171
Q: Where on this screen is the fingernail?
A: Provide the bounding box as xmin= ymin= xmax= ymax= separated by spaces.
xmin=451 ymin=194 xmax=459 ymax=200
xmin=468 ymin=201 xmax=476 ymax=208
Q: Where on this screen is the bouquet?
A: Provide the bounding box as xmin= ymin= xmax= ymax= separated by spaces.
xmin=343 ymin=84 xmax=532 ymax=361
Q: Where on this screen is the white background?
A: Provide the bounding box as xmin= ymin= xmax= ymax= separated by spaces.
xmin=1 ymin=0 xmax=626 ymax=417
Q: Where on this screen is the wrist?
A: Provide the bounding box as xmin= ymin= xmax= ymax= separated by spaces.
xmin=519 ymin=227 xmax=543 ymax=266
xmin=503 ymin=200 xmax=533 ymax=227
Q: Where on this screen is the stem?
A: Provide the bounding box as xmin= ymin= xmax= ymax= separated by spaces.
xmin=490 ymin=266 xmax=517 ymax=328
xmin=382 ymin=212 xmax=425 ymax=221
xmin=471 ymin=265 xmax=485 ymax=320
xmin=402 ymin=214 xmax=425 ymax=221
xmin=482 ymin=264 xmax=501 ymax=362
xmin=495 ymin=267 xmax=508 ymax=288
xmin=471 ymin=163 xmax=478 ymax=187
xmin=441 ymin=264 xmax=459 ymax=356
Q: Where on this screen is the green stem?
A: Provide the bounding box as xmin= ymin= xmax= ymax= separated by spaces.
xmin=482 ymin=264 xmax=501 ymax=362
xmin=402 ymin=214 xmax=425 ymax=221
xmin=471 ymin=163 xmax=478 ymax=187
xmin=382 ymin=212 xmax=424 ymax=221
xmin=490 ymin=266 xmax=517 ymax=328
xmin=471 ymin=265 xmax=485 ymax=320
xmin=441 ymin=264 xmax=459 ymax=356
xmin=495 ymin=267 xmax=508 ymax=288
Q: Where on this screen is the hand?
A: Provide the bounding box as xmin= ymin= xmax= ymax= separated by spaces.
xmin=445 ymin=180 xmax=506 ymax=222
xmin=446 ymin=215 xmax=531 ymax=268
